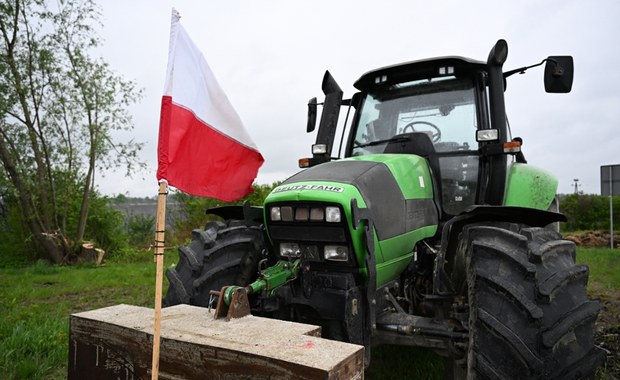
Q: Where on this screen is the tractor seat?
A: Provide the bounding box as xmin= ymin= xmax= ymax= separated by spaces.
xmin=383 ymin=132 xmax=435 ymax=157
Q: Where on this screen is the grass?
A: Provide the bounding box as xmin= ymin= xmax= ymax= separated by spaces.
xmin=577 ymin=248 xmax=620 ymax=293
xmin=577 ymin=248 xmax=620 ymax=378
xmin=0 ymin=248 xmax=617 ymax=379
xmin=0 ymin=254 xmax=170 ymax=379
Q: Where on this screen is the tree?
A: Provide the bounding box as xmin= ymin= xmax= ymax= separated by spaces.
xmin=0 ymin=0 xmax=143 ymax=263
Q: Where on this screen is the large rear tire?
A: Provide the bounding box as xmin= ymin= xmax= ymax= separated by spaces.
xmin=163 ymin=219 xmax=264 ymax=308
xmin=461 ymin=224 xmax=604 ymax=379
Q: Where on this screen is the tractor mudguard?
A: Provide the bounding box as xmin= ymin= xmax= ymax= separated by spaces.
xmin=504 ymin=163 xmax=558 ymax=210
xmin=432 ymin=205 xmax=567 ymax=296
xmin=206 ymin=202 xmax=264 ymax=224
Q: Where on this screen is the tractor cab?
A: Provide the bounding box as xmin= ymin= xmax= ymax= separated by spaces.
xmin=347 ymin=57 xmax=486 ymax=216
xmin=304 ymin=41 xmax=574 ymax=218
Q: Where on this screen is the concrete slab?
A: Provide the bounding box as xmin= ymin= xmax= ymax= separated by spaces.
xmin=69 ymin=304 xmax=364 ymax=379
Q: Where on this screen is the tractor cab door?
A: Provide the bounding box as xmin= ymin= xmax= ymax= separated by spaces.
xmin=346 ymin=76 xmax=486 ymax=216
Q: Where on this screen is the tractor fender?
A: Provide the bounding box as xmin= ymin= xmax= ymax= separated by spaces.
xmin=432 ymin=205 xmax=566 ymax=296
xmin=504 ymin=163 xmax=558 ymax=210
xmin=206 ymin=202 xmax=264 ymax=224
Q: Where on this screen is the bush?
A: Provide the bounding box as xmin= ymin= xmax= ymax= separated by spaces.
xmin=559 ymin=194 xmax=620 ymax=232
xmin=83 ymin=195 xmax=130 ymax=257
xmin=0 ymin=197 xmax=34 ymax=268
xmin=127 ymin=214 xmax=155 ymax=248
xmin=170 ymin=182 xmax=280 ymax=244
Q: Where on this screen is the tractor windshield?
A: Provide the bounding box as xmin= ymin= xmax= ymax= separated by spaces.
xmin=349 ymin=77 xmax=481 ymax=215
xmin=351 ymin=77 xmax=478 ymax=154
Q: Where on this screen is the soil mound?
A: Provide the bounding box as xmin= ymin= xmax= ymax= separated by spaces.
xmin=564 ymin=231 xmax=619 ymax=248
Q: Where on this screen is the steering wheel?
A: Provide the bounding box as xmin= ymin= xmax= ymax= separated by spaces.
xmin=402 ymin=121 xmax=441 ymax=142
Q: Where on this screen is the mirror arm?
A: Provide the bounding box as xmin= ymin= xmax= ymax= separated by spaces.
xmin=504 ymin=58 xmax=554 ymax=78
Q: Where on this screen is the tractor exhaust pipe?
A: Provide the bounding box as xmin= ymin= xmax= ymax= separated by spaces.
xmin=487 ymin=39 xmax=508 ymax=141
xmin=484 ymin=39 xmax=509 ymax=205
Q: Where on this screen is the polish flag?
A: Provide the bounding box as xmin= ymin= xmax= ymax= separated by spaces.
xmin=157 ymin=9 xmax=264 ymax=201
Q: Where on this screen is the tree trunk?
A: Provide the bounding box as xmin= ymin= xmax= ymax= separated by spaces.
xmin=75 ymin=168 xmax=93 ymax=244
xmin=31 ymin=228 xmax=65 ymax=264
xmin=75 ymin=118 xmax=96 ymax=244
xmin=3 ymin=5 xmax=52 ymax=229
xmin=0 ymin=134 xmax=65 ymax=263
xmin=0 ymin=4 xmax=65 ymax=263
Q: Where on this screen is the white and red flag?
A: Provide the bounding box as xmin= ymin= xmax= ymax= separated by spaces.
xmin=157 ymin=9 xmax=264 ymax=201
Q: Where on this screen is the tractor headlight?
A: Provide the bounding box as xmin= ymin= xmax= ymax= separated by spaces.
xmin=280 ymin=206 xmax=294 ymax=221
xmin=310 ymin=207 xmax=324 ymax=221
xmin=324 ymin=245 xmax=348 ymax=261
xmin=476 ymin=129 xmax=499 ymax=142
xmin=312 ymin=144 xmax=327 ymax=154
xmin=295 ymin=206 xmax=309 ymax=221
xmin=269 ymin=204 xmax=341 ymax=223
xmin=280 ymin=242 xmax=301 ymax=258
xmin=270 ymin=206 xmax=281 ymax=221
xmin=325 ymin=207 xmax=341 ymax=223
xmin=270 ymin=205 xmax=297 ymax=222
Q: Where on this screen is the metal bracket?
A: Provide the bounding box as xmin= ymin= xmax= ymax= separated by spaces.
xmin=213 ymin=286 xmax=251 ymax=321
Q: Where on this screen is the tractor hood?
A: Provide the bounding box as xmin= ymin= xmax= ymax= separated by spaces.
xmin=265 ymin=154 xmax=438 ymax=242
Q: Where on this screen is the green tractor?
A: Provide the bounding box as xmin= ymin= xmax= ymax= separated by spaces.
xmin=164 ymin=40 xmax=605 ymax=378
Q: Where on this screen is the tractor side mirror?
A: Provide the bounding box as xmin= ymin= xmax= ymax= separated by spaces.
xmin=544 ymin=56 xmax=574 ymax=93
xmin=307 ymin=97 xmax=318 ymax=133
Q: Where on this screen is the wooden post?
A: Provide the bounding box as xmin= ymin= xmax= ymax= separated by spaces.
xmin=152 ymin=180 xmax=168 ymax=380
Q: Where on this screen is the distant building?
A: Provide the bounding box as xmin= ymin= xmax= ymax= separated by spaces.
xmin=112 ymin=199 xmax=183 ymax=230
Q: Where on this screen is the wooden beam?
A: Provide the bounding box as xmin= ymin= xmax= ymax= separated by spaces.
xmin=69 ymin=304 xmax=364 ymax=379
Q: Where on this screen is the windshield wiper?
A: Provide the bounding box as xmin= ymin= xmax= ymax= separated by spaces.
xmin=354 ymin=136 xmax=411 ymax=149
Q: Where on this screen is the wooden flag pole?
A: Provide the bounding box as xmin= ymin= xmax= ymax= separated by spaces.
xmin=151 ymin=180 xmax=168 ymax=380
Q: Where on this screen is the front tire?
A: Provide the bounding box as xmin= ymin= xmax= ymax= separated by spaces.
xmin=462 ymin=224 xmax=604 ymax=379
xmin=163 ymin=219 xmax=264 ymax=308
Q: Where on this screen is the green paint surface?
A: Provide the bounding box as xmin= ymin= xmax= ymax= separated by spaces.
xmin=264 ymin=155 xmax=438 ymax=286
xmin=504 ymin=163 xmax=558 ymax=210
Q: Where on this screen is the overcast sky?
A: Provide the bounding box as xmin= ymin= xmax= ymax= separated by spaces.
xmin=95 ymin=0 xmax=619 ymax=198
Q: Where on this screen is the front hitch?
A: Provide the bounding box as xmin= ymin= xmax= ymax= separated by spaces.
xmin=212 ymin=286 xmax=252 ymax=321
xmin=213 ymin=259 xmax=301 ymax=320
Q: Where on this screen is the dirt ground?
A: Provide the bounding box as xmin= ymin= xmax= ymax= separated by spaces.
xmin=595 ymin=294 xmax=620 ymax=378
xmin=564 ymin=231 xmax=619 ymax=377
xmin=564 ymin=231 xmax=620 ymax=249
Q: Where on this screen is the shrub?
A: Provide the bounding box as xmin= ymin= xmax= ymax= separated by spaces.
xmin=127 ymin=214 xmax=155 ymax=248
xmin=559 ymin=194 xmax=620 ymax=232
xmin=84 ymin=195 xmax=130 ymax=257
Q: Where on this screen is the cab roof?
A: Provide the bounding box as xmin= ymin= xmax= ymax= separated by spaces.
xmin=353 ymin=56 xmax=486 ymax=92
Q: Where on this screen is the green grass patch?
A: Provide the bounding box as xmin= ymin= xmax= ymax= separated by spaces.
xmin=0 ymin=252 xmax=175 ymax=379
xmin=0 ymin=248 xmax=617 ymax=379
xmin=577 ymin=248 xmax=620 ymax=293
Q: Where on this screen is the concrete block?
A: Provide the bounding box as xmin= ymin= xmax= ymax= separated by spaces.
xmin=68 ymin=304 xmax=364 ymax=379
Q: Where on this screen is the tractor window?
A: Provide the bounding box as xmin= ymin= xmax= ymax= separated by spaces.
xmin=350 ymin=77 xmax=481 ymax=215
xmin=351 ymin=77 xmax=478 ymax=155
